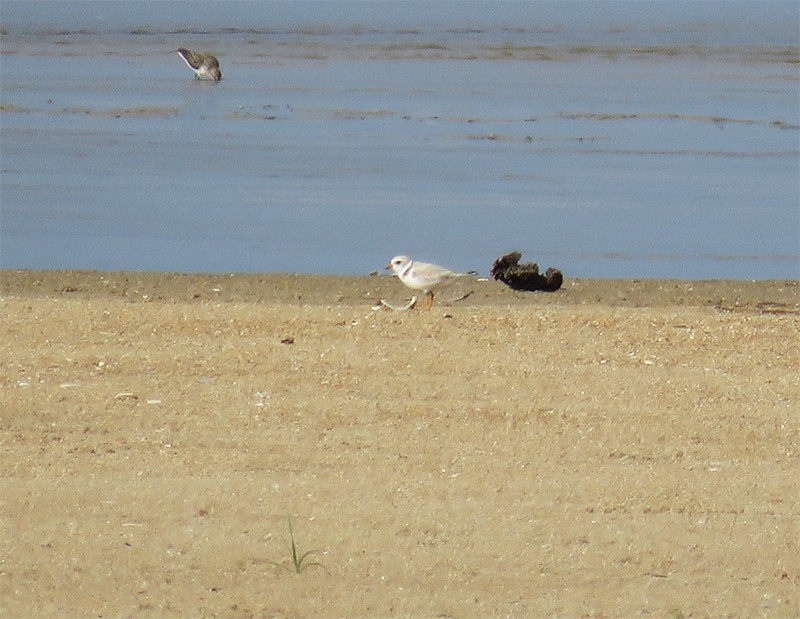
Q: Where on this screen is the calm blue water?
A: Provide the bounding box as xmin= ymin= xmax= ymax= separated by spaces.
xmin=1 ymin=2 xmax=798 ymax=278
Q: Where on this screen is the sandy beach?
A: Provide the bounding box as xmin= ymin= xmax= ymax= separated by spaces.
xmin=1 ymin=270 xmax=798 ymax=618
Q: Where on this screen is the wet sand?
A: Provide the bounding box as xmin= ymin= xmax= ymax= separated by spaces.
xmin=1 ymin=270 xmax=798 ymax=618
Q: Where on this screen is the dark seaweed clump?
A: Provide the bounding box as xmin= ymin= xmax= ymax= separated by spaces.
xmin=490 ymin=251 xmax=563 ymax=292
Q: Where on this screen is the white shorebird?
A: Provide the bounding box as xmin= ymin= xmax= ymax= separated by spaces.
xmin=386 ymin=255 xmax=464 ymax=309
xmin=176 ymin=48 xmax=222 ymax=81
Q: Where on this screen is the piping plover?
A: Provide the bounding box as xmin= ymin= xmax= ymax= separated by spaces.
xmin=386 ymin=255 xmax=463 ymax=309
xmin=176 ymin=48 xmax=222 ymax=81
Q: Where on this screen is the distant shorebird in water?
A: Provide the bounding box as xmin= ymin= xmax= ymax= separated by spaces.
xmin=176 ymin=48 xmax=222 ymax=81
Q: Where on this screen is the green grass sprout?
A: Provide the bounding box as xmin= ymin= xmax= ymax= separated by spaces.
xmin=287 ymin=516 xmax=325 ymax=574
